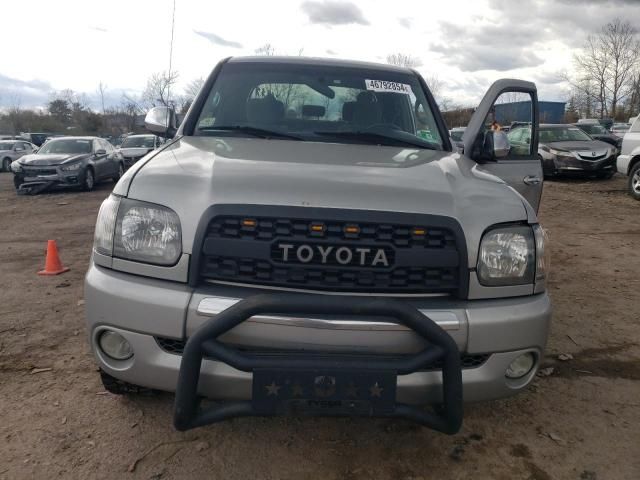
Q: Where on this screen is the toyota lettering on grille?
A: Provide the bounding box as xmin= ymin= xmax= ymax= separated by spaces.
xmin=276 ymin=243 xmax=390 ymax=267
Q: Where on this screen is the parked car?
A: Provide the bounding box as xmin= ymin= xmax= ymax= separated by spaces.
xmin=0 ymin=140 xmax=37 ymax=171
xmin=610 ymin=123 xmax=630 ymax=138
xmin=118 ymin=134 xmax=164 ymax=168
xmin=508 ymin=124 xmax=616 ymax=178
xmin=11 ymin=136 xmax=124 ymax=193
xmin=17 ymin=132 xmax=55 ymax=147
xmin=449 ymin=127 xmax=465 ymax=152
xmin=85 ymin=56 xmax=550 ymax=435
xmin=573 ymin=123 xmax=622 ymax=151
xmin=616 ymin=116 xmax=640 ymax=199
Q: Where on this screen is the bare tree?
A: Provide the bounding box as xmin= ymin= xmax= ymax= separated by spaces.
xmin=386 ymin=53 xmax=422 ymax=68
xmin=255 ymin=43 xmax=276 ymax=56
xmin=142 ymin=71 xmax=180 ymax=108
xmin=424 ymin=74 xmax=442 ymax=103
xmin=569 ymin=19 xmax=640 ymax=119
xmin=184 ymin=78 xmax=205 ymax=100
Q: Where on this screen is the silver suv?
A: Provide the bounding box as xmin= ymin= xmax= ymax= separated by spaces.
xmin=85 ymin=57 xmax=550 ymax=434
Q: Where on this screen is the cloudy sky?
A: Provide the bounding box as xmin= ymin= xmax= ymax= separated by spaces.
xmin=2 ymin=0 xmax=640 ymax=110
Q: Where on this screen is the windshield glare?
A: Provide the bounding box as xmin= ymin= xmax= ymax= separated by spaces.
xmin=122 ymin=136 xmax=155 ymax=148
xmin=540 ymin=127 xmax=592 ymax=143
xmin=38 ymin=139 xmax=92 ymax=154
xmin=0 ymin=142 xmax=15 ymax=150
xmin=194 ymin=62 xmax=444 ymax=149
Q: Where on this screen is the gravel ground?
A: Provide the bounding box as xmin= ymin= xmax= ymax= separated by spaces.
xmin=0 ymin=172 xmax=638 ymax=480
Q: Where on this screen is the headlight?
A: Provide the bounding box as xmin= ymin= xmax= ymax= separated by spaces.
xmin=61 ymin=162 xmax=82 ymax=171
xmin=93 ymin=195 xmax=182 ymax=266
xmin=10 ymin=161 xmax=21 ymax=173
xmin=549 ymin=148 xmax=572 ymax=157
xmin=113 ymin=198 xmax=182 ymax=265
xmin=477 ymin=225 xmax=535 ymax=286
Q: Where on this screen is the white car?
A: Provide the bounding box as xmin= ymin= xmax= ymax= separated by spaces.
xmin=616 ymin=116 xmax=640 ymax=199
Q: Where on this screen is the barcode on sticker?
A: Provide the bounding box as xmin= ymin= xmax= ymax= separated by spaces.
xmin=365 ymin=79 xmax=411 ymax=94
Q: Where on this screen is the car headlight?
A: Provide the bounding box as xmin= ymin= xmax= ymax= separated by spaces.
xmin=60 ymin=162 xmax=82 ymax=171
xmin=10 ymin=161 xmax=21 ymax=173
xmin=93 ymin=195 xmax=182 ymax=266
xmin=477 ymin=225 xmax=535 ymax=286
xmin=549 ymin=148 xmax=572 ymax=158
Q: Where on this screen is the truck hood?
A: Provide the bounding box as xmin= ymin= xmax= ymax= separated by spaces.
xmin=123 ymin=136 xmax=530 ymax=266
xmin=19 ymin=153 xmax=88 ymax=166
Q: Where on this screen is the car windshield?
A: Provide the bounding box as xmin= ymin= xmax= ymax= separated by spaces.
xmin=539 ymin=127 xmax=592 ymax=143
xmin=121 ymin=136 xmax=155 ymax=148
xmin=580 ymin=124 xmax=607 ymax=134
xmin=194 ymin=61 xmax=444 ymax=150
xmin=450 ymin=130 xmax=464 ymax=141
xmin=38 ymin=139 xmax=93 ymax=154
xmin=0 ymin=142 xmax=15 ymax=150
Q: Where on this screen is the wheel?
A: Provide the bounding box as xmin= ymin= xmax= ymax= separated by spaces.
xmin=83 ymin=167 xmax=95 ymax=191
xmin=596 ymin=170 xmax=615 ymax=180
xmin=2 ymin=157 xmax=11 ymax=172
xmin=629 ymin=162 xmax=640 ymax=200
xmin=99 ymin=369 xmax=155 ymax=395
xmin=112 ymin=163 xmax=124 ymax=182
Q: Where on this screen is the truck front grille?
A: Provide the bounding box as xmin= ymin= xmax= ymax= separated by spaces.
xmin=194 ymin=207 xmax=466 ymax=295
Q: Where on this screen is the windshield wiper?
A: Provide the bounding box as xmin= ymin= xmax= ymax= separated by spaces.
xmin=198 ymin=125 xmax=305 ymax=141
xmin=313 ymin=130 xmax=438 ymax=150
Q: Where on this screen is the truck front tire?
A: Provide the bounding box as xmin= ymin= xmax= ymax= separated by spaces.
xmin=629 ymin=163 xmax=640 ymax=200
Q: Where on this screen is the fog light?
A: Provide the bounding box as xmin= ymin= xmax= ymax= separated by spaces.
xmin=506 ymin=353 xmax=535 ymax=379
xmin=98 ymin=330 xmax=133 ymax=360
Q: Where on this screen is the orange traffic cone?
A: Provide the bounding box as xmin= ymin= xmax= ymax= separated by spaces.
xmin=38 ymin=240 xmax=70 ymax=276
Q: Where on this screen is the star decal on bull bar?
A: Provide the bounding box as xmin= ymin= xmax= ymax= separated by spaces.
xmin=265 ymin=381 xmax=281 ymax=396
xmin=369 ymin=382 xmax=383 ymax=398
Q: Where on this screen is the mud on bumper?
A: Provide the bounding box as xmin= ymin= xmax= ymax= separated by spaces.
xmin=174 ymin=293 xmax=463 ymax=434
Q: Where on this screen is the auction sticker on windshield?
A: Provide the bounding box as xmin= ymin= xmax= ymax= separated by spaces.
xmin=365 ymin=79 xmax=411 ymax=94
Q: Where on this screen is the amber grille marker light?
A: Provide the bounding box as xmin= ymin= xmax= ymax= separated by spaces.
xmin=242 ymin=219 xmax=257 ymax=227
xmin=344 ymin=225 xmax=360 ymax=234
xmin=413 ymin=228 xmax=426 ymax=236
xmin=310 ymin=223 xmax=325 ymax=232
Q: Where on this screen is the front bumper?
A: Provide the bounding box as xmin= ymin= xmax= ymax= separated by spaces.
xmin=14 ymin=166 xmax=84 ymax=191
xmin=85 ymin=263 xmax=551 ymax=428
xmin=552 ymin=153 xmax=616 ymax=173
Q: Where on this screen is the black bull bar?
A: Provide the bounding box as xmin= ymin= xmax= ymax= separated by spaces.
xmin=174 ymin=294 xmax=463 ymax=434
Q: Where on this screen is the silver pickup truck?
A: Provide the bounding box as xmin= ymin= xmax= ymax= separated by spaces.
xmin=85 ymin=56 xmax=550 ymax=434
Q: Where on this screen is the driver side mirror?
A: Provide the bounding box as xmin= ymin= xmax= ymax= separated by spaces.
xmin=95 ymin=148 xmax=107 ymax=155
xmin=145 ymin=106 xmax=177 ymax=138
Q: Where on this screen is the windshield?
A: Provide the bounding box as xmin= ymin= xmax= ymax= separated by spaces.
xmin=0 ymin=142 xmax=15 ymax=150
xmin=540 ymin=127 xmax=592 ymax=143
xmin=194 ymin=62 xmax=444 ymax=150
xmin=579 ymin=124 xmax=606 ymax=135
xmin=38 ymin=139 xmax=92 ymax=154
xmin=121 ymin=136 xmax=155 ymax=148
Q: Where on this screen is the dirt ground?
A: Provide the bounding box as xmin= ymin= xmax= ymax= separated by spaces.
xmin=0 ymin=172 xmax=638 ymax=480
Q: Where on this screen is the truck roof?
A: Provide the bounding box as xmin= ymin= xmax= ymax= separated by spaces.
xmin=227 ymin=56 xmax=414 ymax=74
